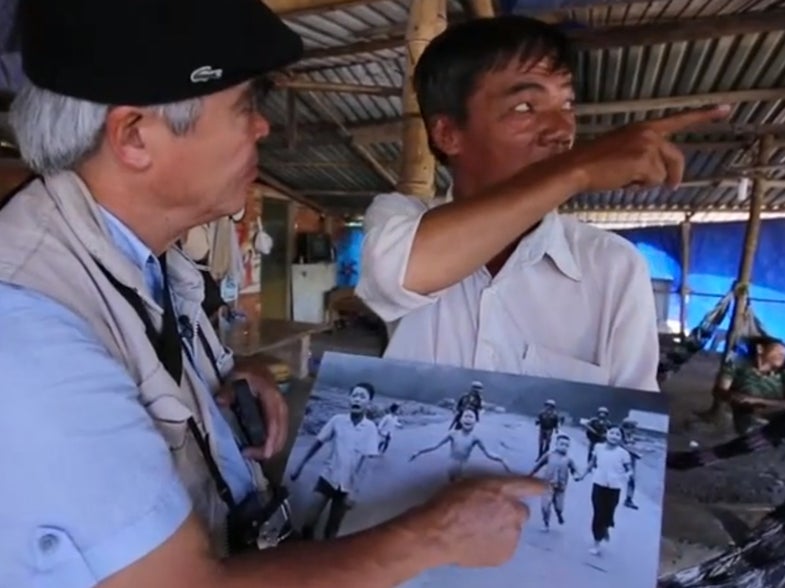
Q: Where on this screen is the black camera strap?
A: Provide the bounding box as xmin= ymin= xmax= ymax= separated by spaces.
xmin=97 ymin=253 xmax=237 ymax=511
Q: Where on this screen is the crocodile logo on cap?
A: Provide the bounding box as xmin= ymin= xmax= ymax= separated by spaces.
xmin=190 ymin=65 xmax=223 ymax=83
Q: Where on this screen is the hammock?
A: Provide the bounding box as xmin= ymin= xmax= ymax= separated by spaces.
xmin=657 ymin=292 xmax=734 ymax=381
xmin=657 ymin=291 xmax=770 ymax=382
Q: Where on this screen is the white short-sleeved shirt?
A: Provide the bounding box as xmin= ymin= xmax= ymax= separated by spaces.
xmin=592 ymin=444 xmax=632 ymax=490
xmin=316 ymin=414 xmax=379 ymax=492
xmin=355 ymin=192 xmax=660 ymax=392
xmin=377 ymin=414 xmax=400 ymax=436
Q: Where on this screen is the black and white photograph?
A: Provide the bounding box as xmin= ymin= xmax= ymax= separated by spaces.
xmin=283 ymin=352 xmax=670 ymax=588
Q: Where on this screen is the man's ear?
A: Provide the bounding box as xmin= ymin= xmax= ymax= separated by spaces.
xmin=428 ymin=115 xmax=463 ymax=160
xmin=104 ymin=106 xmax=153 ymax=171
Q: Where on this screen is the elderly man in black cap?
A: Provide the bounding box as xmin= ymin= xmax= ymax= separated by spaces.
xmin=0 ymin=1 xmax=543 ymax=587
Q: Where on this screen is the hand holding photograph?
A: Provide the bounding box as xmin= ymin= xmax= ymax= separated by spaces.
xmin=282 ymin=352 xmax=670 ymax=588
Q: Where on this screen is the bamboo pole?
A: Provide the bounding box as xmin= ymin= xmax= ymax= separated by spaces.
xmin=464 ymin=0 xmax=495 ymax=18
xmin=397 ymin=0 xmax=447 ymax=198
xmin=679 ymin=213 xmax=692 ymax=337
xmin=721 ymin=134 xmax=774 ymax=363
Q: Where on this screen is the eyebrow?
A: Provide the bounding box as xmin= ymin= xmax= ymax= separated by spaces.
xmin=501 ymin=80 xmax=574 ymax=97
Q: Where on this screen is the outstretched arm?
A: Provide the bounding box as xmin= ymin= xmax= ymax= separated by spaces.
xmin=410 ymin=435 xmax=450 ymax=461
xmin=290 ymin=440 xmax=325 ymax=480
xmin=529 ymin=453 xmax=548 ymax=476
xmin=476 ymin=439 xmax=512 ymax=473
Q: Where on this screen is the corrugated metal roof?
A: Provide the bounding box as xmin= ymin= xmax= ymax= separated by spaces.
xmin=259 ymin=1 xmax=785 ymax=215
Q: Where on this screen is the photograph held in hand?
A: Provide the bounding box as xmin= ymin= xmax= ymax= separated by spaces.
xmin=283 ymin=352 xmax=669 ymax=588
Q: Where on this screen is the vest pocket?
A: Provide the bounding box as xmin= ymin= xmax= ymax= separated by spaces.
xmin=143 ymin=395 xmax=193 ymax=451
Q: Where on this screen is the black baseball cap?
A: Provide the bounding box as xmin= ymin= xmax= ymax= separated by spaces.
xmin=18 ymin=0 xmax=304 ymax=106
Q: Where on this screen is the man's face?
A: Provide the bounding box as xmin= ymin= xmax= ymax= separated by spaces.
xmin=460 ymin=409 xmax=477 ymax=430
xmin=146 ymin=81 xmax=268 ymax=224
xmin=555 ymin=438 xmax=569 ymax=454
xmin=349 ymin=386 xmax=371 ymax=414
xmin=762 ymin=343 xmax=785 ymax=370
xmin=435 ymin=57 xmax=576 ymax=194
xmin=598 ymin=410 xmax=609 ymax=420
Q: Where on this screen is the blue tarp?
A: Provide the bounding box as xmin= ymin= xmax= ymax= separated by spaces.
xmin=335 ymin=226 xmax=363 ymax=288
xmin=615 ymin=219 xmax=785 ymax=344
xmin=336 ymin=217 xmax=784 ymax=344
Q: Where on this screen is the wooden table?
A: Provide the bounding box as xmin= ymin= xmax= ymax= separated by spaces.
xmin=223 ymin=318 xmax=330 ymax=379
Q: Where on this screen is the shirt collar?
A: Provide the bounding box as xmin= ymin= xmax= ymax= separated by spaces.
xmin=511 ymin=211 xmax=582 ymax=282
xmin=445 ymin=180 xmax=581 ymax=281
xmin=98 ymin=207 xmax=164 ymax=301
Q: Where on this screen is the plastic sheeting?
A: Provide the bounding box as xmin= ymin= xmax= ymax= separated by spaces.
xmin=340 ymin=217 xmax=784 ymax=343
xmin=615 ymin=219 xmax=785 ymax=344
xmin=335 ymin=225 xmax=363 ymax=288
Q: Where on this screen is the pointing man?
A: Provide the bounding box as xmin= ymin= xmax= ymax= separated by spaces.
xmin=357 ymin=16 xmax=729 ymax=393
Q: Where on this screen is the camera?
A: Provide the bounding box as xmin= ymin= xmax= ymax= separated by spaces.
xmin=221 ymin=379 xmax=294 ymax=554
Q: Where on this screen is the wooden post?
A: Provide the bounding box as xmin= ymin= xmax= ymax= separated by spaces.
xmin=397 ymin=0 xmax=447 ymax=198
xmin=463 ymin=0 xmax=495 ymax=18
xmin=285 ymin=89 xmax=298 ymax=151
xmin=721 ymin=134 xmax=773 ymax=362
xmin=679 ymin=213 xmax=692 ymax=337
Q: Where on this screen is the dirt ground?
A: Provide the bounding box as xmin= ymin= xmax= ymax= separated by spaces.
xmin=659 ymin=352 xmax=785 ymax=575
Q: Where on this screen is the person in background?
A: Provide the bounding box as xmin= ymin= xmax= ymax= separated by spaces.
xmin=355 ymin=16 xmax=729 ymax=393
xmin=535 ymin=399 xmax=563 ymax=457
xmin=584 ymin=406 xmax=612 ymax=464
xmin=378 ymin=402 xmax=403 ymax=454
xmin=712 ymin=336 xmax=785 ymax=434
xmin=0 ymin=2 xmax=546 ymax=586
xmin=450 ymin=381 xmax=485 ymax=430
xmin=619 ymin=418 xmax=641 ymax=510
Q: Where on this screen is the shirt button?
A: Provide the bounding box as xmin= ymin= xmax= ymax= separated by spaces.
xmin=38 ymin=533 xmax=59 ymax=553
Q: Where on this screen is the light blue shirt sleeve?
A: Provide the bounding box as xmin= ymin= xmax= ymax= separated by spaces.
xmin=0 ymin=283 xmax=192 ymax=588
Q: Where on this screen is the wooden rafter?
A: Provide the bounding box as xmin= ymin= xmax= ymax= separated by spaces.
xmin=296 ymin=91 xmax=397 ymax=188
xmin=273 ymin=76 xmax=399 ymax=96
xmin=256 ymin=168 xmax=326 ymax=212
xmin=264 ymin=0 xmax=366 ymax=17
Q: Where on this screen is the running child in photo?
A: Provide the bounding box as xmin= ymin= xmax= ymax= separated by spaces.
xmin=577 ymin=426 xmax=633 ymax=556
xmin=289 ymin=382 xmax=380 ymax=540
xmin=529 ymin=434 xmax=581 ymax=531
xmin=410 ymin=408 xmax=512 ymax=482
xmin=377 ymin=403 xmax=402 ymax=454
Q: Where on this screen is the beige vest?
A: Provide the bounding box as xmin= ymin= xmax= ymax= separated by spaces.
xmin=0 ymin=171 xmax=266 ymax=556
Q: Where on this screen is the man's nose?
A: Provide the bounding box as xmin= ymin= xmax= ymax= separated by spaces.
xmin=538 ymin=110 xmax=576 ymax=148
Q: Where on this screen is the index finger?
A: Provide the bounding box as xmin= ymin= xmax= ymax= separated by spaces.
xmin=645 ymin=104 xmax=731 ymax=136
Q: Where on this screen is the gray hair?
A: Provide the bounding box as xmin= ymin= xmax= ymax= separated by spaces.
xmin=9 ymin=81 xmax=202 ymax=175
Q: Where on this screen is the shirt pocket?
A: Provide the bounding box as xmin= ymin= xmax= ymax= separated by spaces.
xmin=521 ymin=343 xmax=609 ymax=386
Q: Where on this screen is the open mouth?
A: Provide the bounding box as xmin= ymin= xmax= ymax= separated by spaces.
xmin=350 ymin=404 xmax=362 ymax=411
